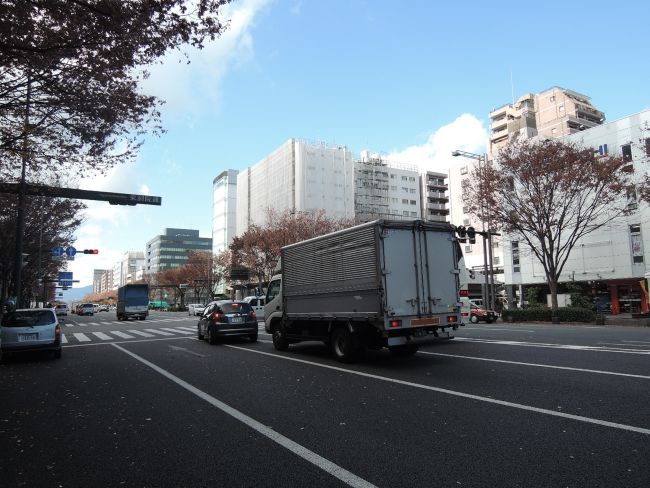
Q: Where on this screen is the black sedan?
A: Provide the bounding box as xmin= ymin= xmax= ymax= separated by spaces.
xmin=197 ymin=300 xmax=258 ymax=344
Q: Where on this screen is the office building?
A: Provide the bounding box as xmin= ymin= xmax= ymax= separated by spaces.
xmin=146 ymin=228 xmax=212 ymax=274
xmin=212 ymin=169 xmax=239 ymax=255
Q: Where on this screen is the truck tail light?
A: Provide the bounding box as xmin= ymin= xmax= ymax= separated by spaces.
xmin=459 ymin=289 xmax=468 ymax=297
xmin=447 ymin=315 xmax=457 ymax=323
xmin=390 ymin=320 xmax=401 ymax=328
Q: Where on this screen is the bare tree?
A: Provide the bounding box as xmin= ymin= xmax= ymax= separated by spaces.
xmin=465 ymin=139 xmax=631 ymax=312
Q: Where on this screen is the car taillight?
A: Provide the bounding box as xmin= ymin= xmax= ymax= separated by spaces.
xmin=55 ymin=324 xmax=61 ymax=338
xmin=447 ymin=315 xmax=457 ymax=323
xmin=250 ymin=311 xmax=257 ymax=320
xmin=459 ymin=289 xmax=468 ymax=297
xmin=461 ymin=312 xmax=469 ymax=317
xmin=390 ymin=320 xmax=401 ymax=328
xmin=211 ymin=312 xmax=223 ymax=322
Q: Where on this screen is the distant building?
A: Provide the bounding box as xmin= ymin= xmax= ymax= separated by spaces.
xmin=489 ymin=86 xmax=605 ymax=155
xmin=354 ymin=151 xmax=422 ymax=222
xmin=146 ymin=228 xmax=212 ymax=274
xmin=212 ymin=169 xmax=239 ymax=255
xmin=100 ymin=269 xmax=113 ymax=293
xmin=236 ymin=139 xmax=355 ymax=235
xmin=92 ymin=269 xmax=109 ymax=294
xmin=420 ymin=171 xmax=449 ymax=223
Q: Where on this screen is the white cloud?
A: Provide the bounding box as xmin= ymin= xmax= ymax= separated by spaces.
xmin=140 ymin=0 xmax=271 ymax=116
xmin=386 ymin=114 xmax=489 ymax=174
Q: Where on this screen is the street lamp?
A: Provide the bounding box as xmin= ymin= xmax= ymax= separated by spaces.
xmin=452 ymin=149 xmax=496 ymax=311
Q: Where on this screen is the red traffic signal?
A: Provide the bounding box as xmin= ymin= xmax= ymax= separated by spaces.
xmin=83 ymin=249 xmax=99 ymax=254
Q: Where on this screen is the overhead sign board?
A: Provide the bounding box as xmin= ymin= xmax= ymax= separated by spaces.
xmin=58 ymin=271 xmax=73 ymax=287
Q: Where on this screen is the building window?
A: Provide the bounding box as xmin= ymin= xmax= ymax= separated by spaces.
xmin=409 ymin=176 xmax=416 ymax=182
xmin=558 ymin=105 xmax=564 ymax=112
xmin=622 ymin=144 xmax=633 ymax=162
xmin=410 ymin=211 xmax=417 ymax=217
xmin=465 ymin=246 xmax=472 ymax=253
xmin=402 ymin=199 xmax=409 ymax=204
xmin=462 ymin=206 xmax=469 ymax=213
xmin=410 ymin=200 xmax=416 ymax=205
xmin=551 ymin=128 xmax=558 ymax=134
xmin=627 ymin=187 xmax=638 ymax=210
xmin=402 ymin=176 xmax=408 ymax=181
xmin=599 ymin=144 xmax=608 ymax=156
xmin=511 ymin=241 xmax=520 ymax=272
xmin=630 ymin=224 xmax=644 ymax=264
xmin=460 ymin=165 xmax=468 ymax=175
xmin=493 ymin=256 xmax=500 ymax=265
xmin=463 ymin=218 xmax=470 ymax=226
xmin=550 ymin=96 xmax=555 ymax=102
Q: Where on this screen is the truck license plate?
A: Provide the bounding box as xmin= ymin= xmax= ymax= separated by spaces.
xmin=411 ymin=317 xmax=440 ymax=327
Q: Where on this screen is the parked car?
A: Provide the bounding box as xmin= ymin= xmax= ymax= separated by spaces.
xmin=187 ymin=303 xmax=205 ymax=316
xmin=242 ymin=296 xmax=265 ymax=320
xmin=1 ymin=308 xmax=62 ymax=359
xmin=198 ymin=300 xmax=258 ymax=344
xmin=79 ymin=303 xmax=94 ymax=316
xmin=55 ymin=304 xmax=69 ymax=316
xmin=469 ymin=305 xmax=498 ymax=324
xmin=99 ymin=304 xmax=109 ymax=312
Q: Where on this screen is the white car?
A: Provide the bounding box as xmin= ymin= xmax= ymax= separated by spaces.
xmin=55 ymin=304 xmax=69 ymax=316
xmin=242 ymin=296 xmax=265 ymax=320
xmin=188 ymin=303 xmax=205 ymax=316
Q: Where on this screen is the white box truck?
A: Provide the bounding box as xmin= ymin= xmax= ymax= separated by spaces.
xmin=264 ymin=219 xmax=462 ymax=362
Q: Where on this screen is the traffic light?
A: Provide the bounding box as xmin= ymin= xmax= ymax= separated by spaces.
xmin=467 ymin=226 xmax=476 ymax=244
xmin=457 ymin=226 xmax=467 ymax=243
xmin=82 ymin=249 xmax=99 ymax=254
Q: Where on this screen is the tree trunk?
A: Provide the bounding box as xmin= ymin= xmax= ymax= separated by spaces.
xmin=548 ymin=280 xmax=560 ymax=323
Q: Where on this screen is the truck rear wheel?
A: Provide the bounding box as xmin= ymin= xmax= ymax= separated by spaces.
xmin=330 ymin=326 xmax=362 ymax=363
xmin=272 ymin=325 xmax=289 ymax=351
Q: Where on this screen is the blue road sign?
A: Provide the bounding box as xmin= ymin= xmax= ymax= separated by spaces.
xmin=58 ymin=271 xmax=73 ymax=287
xmin=65 ymin=246 xmax=77 ymax=257
xmin=52 ymin=246 xmax=64 ymax=257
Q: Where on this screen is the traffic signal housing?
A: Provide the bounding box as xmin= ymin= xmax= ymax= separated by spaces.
xmin=457 ymin=226 xmax=467 ymax=243
xmin=83 ymin=249 xmax=99 ymax=254
xmin=467 ymin=226 xmax=476 ymax=244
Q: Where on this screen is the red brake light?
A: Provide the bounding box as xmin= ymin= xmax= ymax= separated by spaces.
xmin=461 ymin=312 xmax=469 ymax=317
xmin=250 ymin=311 xmax=257 ymax=320
xmin=459 ymin=289 xmax=468 ymax=297
xmin=447 ymin=315 xmax=457 ymax=323
xmin=390 ymin=320 xmax=401 ymax=328
xmin=55 ymin=324 xmax=61 ymax=337
xmin=211 ymin=312 xmax=223 ymax=322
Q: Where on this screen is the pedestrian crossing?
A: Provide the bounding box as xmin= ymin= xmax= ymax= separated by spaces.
xmin=61 ymin=326 xmax=198 ymax=345
xmin=63 ymin=317 xmax=191 ymax=328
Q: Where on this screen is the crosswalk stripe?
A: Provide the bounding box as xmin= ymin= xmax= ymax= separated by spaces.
xmin=177 ymin=326 xmax=197 ymax=332
xmin=61 ymin=333 xmax=68 ymax=344
xmin=92 ymin=332 xmax=113 ymax=341
xmin=87 ymin=322 xmax=100 ymax=326
xmin=110 ymin=331 xmax=135 ymax=339
xmin=65 ymin=324 xmax=74 ymax=328
xmin=160 ymin=328 xmax=193 ymax=335
xmin=127 ymin=330 xmax=155 ymax=337
xmin=73 ymin=333 xmax=91 ymax=342
xmin=144 ymin=329 xmax=174 ymax=336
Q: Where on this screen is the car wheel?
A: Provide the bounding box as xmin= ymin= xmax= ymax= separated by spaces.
xmin=272 ymin=325 xmax=289 ymax=351
xmin=197 ymin=324 xmax=204 ymax=340
xmin=207 ymin=326 xmax=218 ymax=345
xmin=389 ymin=344 xmax=419 ymax=356
xmin=249 ymin=330 xmax=258 ymax=342
xmin=53 ymin=349 xmax=62 ymax=359
xmin=330 ymin=326 xmax=361 ymax=363
xmin=470 ymin=314 xmax=479 ymax=324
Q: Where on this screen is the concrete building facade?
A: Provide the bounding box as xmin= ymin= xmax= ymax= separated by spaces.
xmin=420 ymin=171 xmax=449 ymax=223
xmin=212 ymin=169 xmax=238 ymax=255
xmin=501 ymin=109 xmax=650 ymax=313
xmin=236 ymin=139 xmax=355 ymax=235
xmin=92 ymin=269 xmax=108 ymax=294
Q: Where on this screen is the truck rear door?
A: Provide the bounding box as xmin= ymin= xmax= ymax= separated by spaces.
xmin=381 ymin=224 xmax=458 ymax=318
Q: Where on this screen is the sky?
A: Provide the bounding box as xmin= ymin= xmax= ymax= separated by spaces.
xmin=64 ymin=0 xmax=650 ymax=289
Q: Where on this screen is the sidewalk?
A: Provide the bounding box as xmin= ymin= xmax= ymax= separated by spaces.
xmin=598 ymin=313 xmax=650 ymax=327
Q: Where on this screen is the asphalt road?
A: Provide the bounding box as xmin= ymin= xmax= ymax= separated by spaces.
xmin=1 ymin=313 xmax=648 ymax=487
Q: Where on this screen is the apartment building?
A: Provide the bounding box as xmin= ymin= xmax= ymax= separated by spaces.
xmin=236 ymin=139 xmax=355 ymax=235
xmin=420 ymin=171 xmax=449 ymax=223
xmin=489 ymin=87 xmax=605 ymax=154
xmin=92 ymin=269 xmax=109 ymax=294
xmin=501 ymin=109 xmax=650 ymax=313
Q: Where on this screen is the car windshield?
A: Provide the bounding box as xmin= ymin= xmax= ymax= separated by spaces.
xmin=1 ymin=310 xmax=56 ymax=327
xmin=219 ymin=302 xmax=252 ymax=314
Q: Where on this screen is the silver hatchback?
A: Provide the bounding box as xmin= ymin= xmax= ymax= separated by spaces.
xmin=1 ymin=308 xmax=62 ymax=359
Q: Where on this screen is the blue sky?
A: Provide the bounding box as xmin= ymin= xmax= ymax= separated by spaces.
xmin=65 ymin=0 xmax=650 ymax=288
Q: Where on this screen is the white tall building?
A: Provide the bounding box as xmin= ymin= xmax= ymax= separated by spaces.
xmin=212 ymin=169 xmax=238 ymax=254
xmin=502 ymin=109 xmax=650 ymax=314
xmin=236 ymin=139 xmax=355 ymax=235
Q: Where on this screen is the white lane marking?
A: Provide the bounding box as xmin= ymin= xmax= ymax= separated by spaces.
xmin=465 ymin=327 xmax=536 ymax=332
xmin=623 ymin=340 xmax=650 ymax=345
xmin=127 ymin=330 xmax=155 ymax=338
xmin=61 ymin=333 xmax=68 ymax=344
xmin=456 ymin=337 xmax=650 ymax=355
xmin=598 ymin=342 xmax=650 ymax=348
xmin=73 ymin=333 xmax=91 ymax=342
xmin=112 ymin=344 xmax=377 ymax=488
xmin=160 ymin=328 xmax=193 ymax=335
xmin=226 ymin=344 xmax=650 ymax=436
xmin=92 ymin=332 xmax=113 ymax=341
xmin=144 ymin=329 xmax=174 ymax=336
xmin=64 ymin=336 xmax=191 ymax=348
xmin=417 ymin=351 xmax=650 ymax=380
xmin=87 ymin=322 xmax=100 ymax=326
xmin=177 ymin=326 xmax=197 ymax=332
xmin=110 ymin=331 xmax=135 ymax=339
xmin=65 ymin=323 xmax=74 ymax=328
